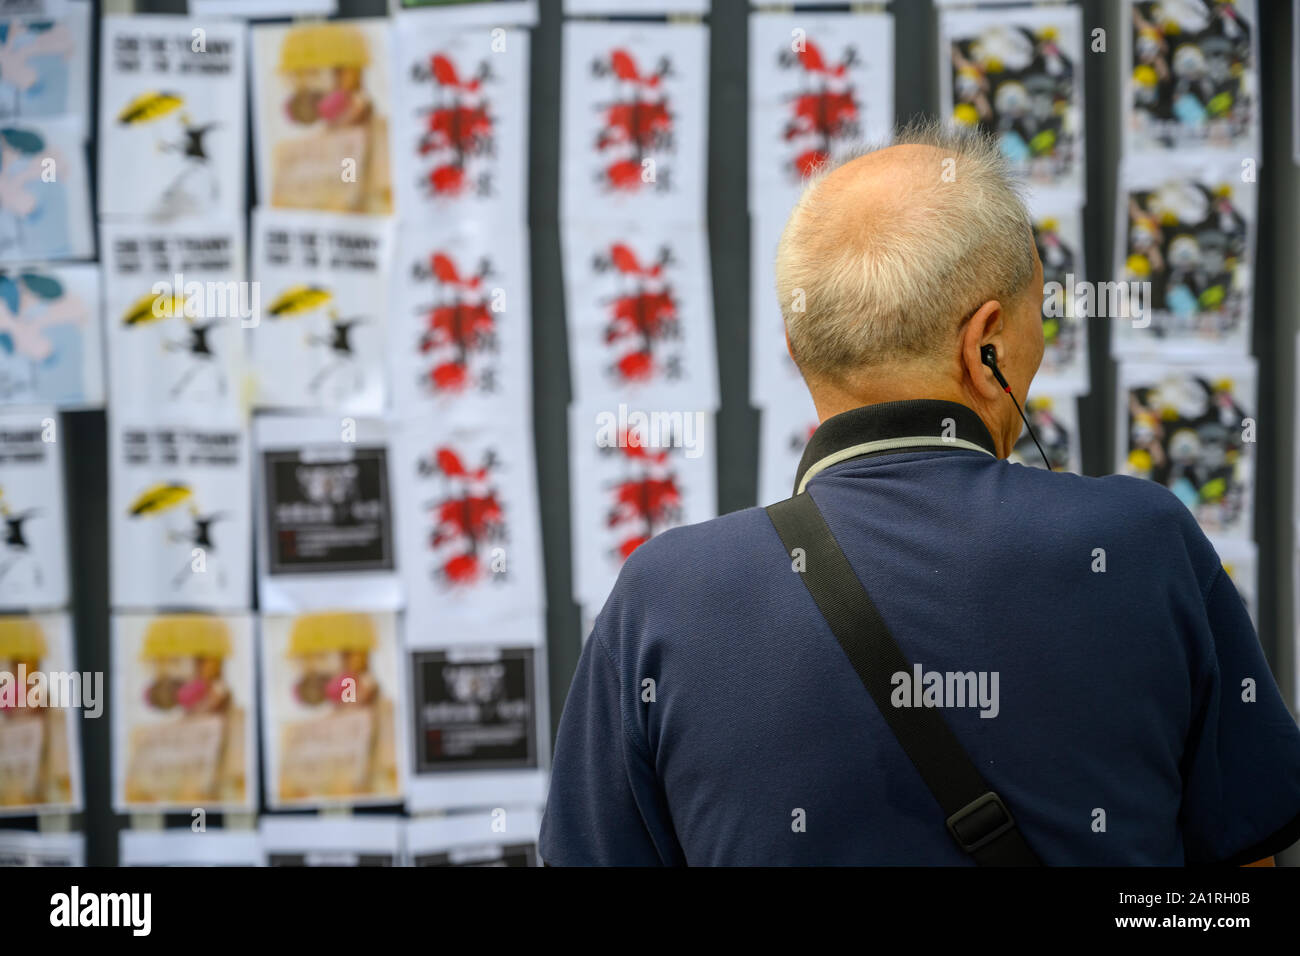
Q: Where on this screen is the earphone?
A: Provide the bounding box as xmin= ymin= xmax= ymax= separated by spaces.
xmin=981 ymin=345 xmax=1052 ymax=470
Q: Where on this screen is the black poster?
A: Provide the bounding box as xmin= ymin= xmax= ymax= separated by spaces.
xmin=263 ymin=445 xmax=394 ymax=575
xmin=411 ymin=648 xmax=537 ymax=773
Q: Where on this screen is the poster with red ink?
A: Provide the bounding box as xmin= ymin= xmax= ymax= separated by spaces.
xmin=393 ymin=23 xmax=528 ymax=224
xmin=748 ymin=12 xmax=894 ymax=220
xmin=560 ymin=21 xmax=707 ymax=225
xmin=568 ymin=402 xmax=715 ymax=610
xmin=393 ymin=415 xmax=544 ymax=648
xmin=389 ymin=219 xmax=530 ymax=420
xmin=562 ymin=219 xmax=716 ymax=410
xmin=757 ymin=390 xmax=818 ymax=507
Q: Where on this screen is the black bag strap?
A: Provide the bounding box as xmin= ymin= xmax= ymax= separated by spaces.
xmin=766 ymin=492 xmax=1042 ymax=866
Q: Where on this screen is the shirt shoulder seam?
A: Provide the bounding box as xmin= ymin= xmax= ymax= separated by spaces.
xmin=592 ymin=628 xmax=655 ymax=764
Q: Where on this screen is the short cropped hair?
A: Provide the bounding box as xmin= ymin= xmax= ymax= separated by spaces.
xmin=774 ymin=119 xmax=1037 ymax=384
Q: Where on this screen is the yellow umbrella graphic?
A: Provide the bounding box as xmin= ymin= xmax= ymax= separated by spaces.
xmin=122 ymin=290 xmax=186 ymax=326
xmin=267 ymin=285 xmax=332 ymax=317
xmin=117 ymin=91 xmax=184 ymax=125
xmin=128 ymin=483 xmax=192 ymax=517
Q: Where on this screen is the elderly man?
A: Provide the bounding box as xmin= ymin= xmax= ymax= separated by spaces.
xmin=539 ymin=123 xmax=1300 ymax=865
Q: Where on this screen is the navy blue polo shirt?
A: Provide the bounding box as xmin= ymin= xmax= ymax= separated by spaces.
xmin=540 ymin=399 xmax=1300 ymax=865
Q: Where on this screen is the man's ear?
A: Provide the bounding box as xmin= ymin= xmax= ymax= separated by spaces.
xmin=962 ymin=300 xmax=1005 ymax=401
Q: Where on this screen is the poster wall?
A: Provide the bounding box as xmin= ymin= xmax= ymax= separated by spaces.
xmin=0 ymin=406 xmax=66 ymax=610
xmin=0 ymin=263 xmax=101 ymax=409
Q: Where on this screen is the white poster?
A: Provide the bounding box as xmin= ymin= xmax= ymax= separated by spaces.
xmin=1115 ymin=358 xmax=1256 ymax=539
xmin=260 ymin=612 xmax=406 ymax=811
xmin=0 ymin=406 xmax=65 ymax=610
xmin=192 ymin=0 xmax=336 ymax=17
xmin=563 ymin=219 xmax=717 ymax=409
xmin=1010 ymin=392 xmax=1081 ymax=474
xmin=254 ymin=414 xmax=401 ymax=614
xmin=749 ymin=12 xmax=894 ymax=217
xmin=389 ymin=219 xmax=531 ymax=419
xmin=0 ymin=116 xmax=92 ymax=262
xmin=0 ymin=0 xmax=91 ymax=123
xmin=261 ymin=815 xmax=403 ymax=865
xmin=1029 ymin=198 xmax=1089 ymax=395
xmin=561 ymin=21 xmax=708 ymax=225
xmin=392 ymin=24 xmax=529 ymax=224
xmin=565 ymin=0 xmax=704 ymax=13
xmin=939 ymin=4 xmax=1085 ymax=198
xmin=403 ymin=642 xmax=548 ymax=813
xmin=0 ymin=830 xmax=83 ymax=866
xmin=757 ymin=391 xmax=818 ymax=507
xmin=1112 ymin=156 xmax=1255 ymax=357
xmin=100 ymin=221 xmax=246 ymax=423
xmin=392 ymin=1 xmax=536 ymax=27
xmin=407 ymin=805 xmax=541 ymax=866
xmin=0 ymin=611 xmax=82 ymax=816
xmin=569 ymin=402 xmax=716 ymax=610
xmin=98 ymin=16 xmax=247 ymax=224
xmin=0 ymin=262 xmax=101 ymax=409
xmin=112 ymin=612 xmax=257 ymax=813
xmin=1123 ymin=0 xmax=1259 ymax=159
xmin=109 ymin=418 xmax=252 ymax=611
xmin=393 ymin=415 xmax=544 ymax=648
xmin=250 ymin=208 xmax=394 ymax=416
xmin=119 ymin=830 xmax=262 ymax=866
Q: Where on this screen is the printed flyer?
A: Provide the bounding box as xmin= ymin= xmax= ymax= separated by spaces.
xmin=0 ymin=116 xmax=93 ymax=262
xmin=0 ymin=0 xmax=91 ymax=123
xmin=109 ymin=418 xmax=252 ymax=611
xmin=0 ymin=263 xmax=101 ymax=409
xmin=112 ymin=612 xmax=256 ymax=812
xmin=255 ymin=414 xmax=400 ymax=613
xmin=252 ymin=19 xmax=394 ymax=215
xmin=260 ymin=611 xmax=405 ymax=809
xmin=0 ymin=612 xmax=82 ymax=815
xmin=98 ymin=15 xmax=247 ymax=224
xmin=0 ymin=405 xmax=66 ymax=610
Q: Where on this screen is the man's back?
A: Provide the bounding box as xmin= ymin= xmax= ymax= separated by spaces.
xmin=540 ymin=402 xmax=1300 ymax=865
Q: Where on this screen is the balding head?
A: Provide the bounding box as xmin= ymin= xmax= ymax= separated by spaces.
xmin=775 ymin=121 xmax=1038 ymax=391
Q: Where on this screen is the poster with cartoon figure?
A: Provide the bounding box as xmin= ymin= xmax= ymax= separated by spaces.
xmin=939 ymin=4 xmax=1085 ymax=196
xmin=1010 ymin=392 xmax=1081 ymax=473
xmin=390 ymin=219 xmax=530 ymax=420
xmin=561 ymin=21 xmax=707 ymax=225
xmin=1116 ymin=358 xmax=1256 ymax=539
xmin=1112 ymin=157 xmax=1255 ymax=356
xmin=252 ymin=19 xmax=393 ymax=215
xmin=260 ymin=610 xmax=406 ymax=810
xmin=393 ymin=415 xmax=544 ymax=648
xmin=255 ymin=414 xmax=401 ymax=613
xmin=0 ymin=612 xmax=82 ymax=816
xmin=109 ymin=418 xmax=252 ymax=611
xmin=0 ymin=0 xmax=90 ymax=122
xmin=250 ymin=208 xmax=394 ymax=416
xmin=0 ymin=406 xmax=66 ymax=610
xmin=0 ymin=263 xmax=100 ymax=408
xmin=749 ymin=12 xmax=894 ymax=218
xmin=0 ymin=116 xmax=92 ymax=262
xmin=1123 ymin=0 xmax=1259 ymax=157
xmin=563 ymin=219 xmax=717 ymax=410
xmin=569 ymin=401 xmax=715 ymax=610
xmin=392 ymin=23 xmax=528 ymax=224
xmin=757 ymin=390 xmax=818 ymax=506
xmin=1029 ymin=197 xmax=1089 ymax=395
xmin=112 ymin=612 xmax=256 ymax=812
xmin=98 ymin=16 xmax=247 ymax=225
xmin=101 ymin=221 xmax=245 ymax=423
xmin=404 ymin=643 xmax=548 ymax=812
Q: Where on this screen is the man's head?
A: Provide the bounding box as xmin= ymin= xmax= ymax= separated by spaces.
xmin=774 ymin=120 xmax=1044 ymax=457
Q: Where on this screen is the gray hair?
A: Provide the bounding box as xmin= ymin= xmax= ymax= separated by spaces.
xmin=774 ymin=118 xmax=1037 ymax=384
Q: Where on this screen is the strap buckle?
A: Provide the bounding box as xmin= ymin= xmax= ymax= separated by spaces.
xmin=946 ymin=791 xmax=1016 ymax=854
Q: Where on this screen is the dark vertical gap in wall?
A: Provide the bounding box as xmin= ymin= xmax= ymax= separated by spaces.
xmin=528 ymin=0 xmax=575 ymax=744
xmin=713 ymin=0 xmax=753 ymax=516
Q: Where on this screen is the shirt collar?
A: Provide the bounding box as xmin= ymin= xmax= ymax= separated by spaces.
xmin=793 ymin=399 xmax=999 ymax=495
